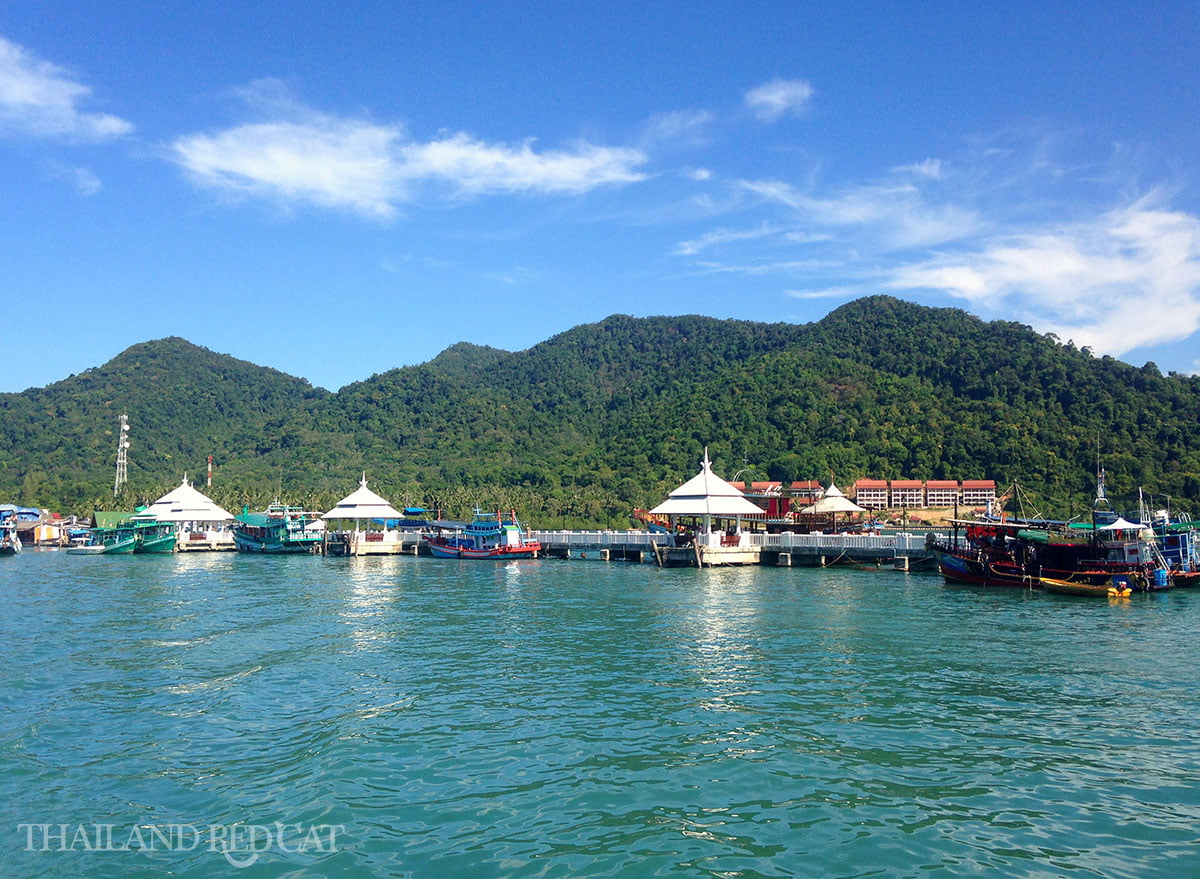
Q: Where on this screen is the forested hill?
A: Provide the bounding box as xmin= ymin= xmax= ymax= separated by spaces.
xmin=2 ymin=297 xmax=1198 ymax=524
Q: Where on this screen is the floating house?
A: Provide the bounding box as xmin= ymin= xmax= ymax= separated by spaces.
xmin=134 ymin=477 xmax=236 ymax=551
xmin=321 ymin=475 xmax=414 ymax=556
xmin=648 ymin=449 xmax=766 ymax=567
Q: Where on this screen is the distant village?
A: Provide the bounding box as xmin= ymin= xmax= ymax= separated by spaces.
xmin=2 ymin=476 xmax=997 ymax=549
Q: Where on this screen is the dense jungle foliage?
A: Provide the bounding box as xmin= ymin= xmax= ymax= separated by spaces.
xmin=2 ymin=296 xmax=1197 ymax=526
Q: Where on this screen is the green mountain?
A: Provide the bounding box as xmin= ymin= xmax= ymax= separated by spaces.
xmin=3 ymin=298 xmax=1198 ymax=523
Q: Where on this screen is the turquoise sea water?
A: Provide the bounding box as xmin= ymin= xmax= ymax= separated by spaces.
xmin=1 ymin=550 xmax=1198 ymax=878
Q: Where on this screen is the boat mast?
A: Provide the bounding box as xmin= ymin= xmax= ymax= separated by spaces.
xmin=114 ymin=413 xmax=130 ymax=496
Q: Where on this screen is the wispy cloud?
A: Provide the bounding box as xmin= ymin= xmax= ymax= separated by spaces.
xmin=0 ymin=36 xmax=132 ymax=141
xmin=673 ymin=222 xmax=776 ymax=256
xmin=172 ymin=82 xmax=648 ymax=218
xmin=785 ymin=286 xmax=868 ymax=301
xmin=744 ymin=79 xmax=813 ymax=121
xmin=671 ymin=133 xmax=1200 ymax=361
xmin=399 ymin=133 xmax=647 ymax=196
xmin=739 ymin=177 xmax=981 ymax=249
xmin=893 ymin=158 xmax=944 ymax=179
xmin=888 ymin=196 xmax=1200 ymax=355
xmin=641 ymin=109 xmax=714 ymax=148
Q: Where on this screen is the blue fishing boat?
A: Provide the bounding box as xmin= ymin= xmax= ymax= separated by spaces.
xmin=426 ymin=510 xmax=541 ymax=559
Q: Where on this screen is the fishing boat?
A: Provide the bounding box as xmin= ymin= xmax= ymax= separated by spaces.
xmin=0 ymin=513 xmax=21 ymax=556
xmin=1040 ymin=576 xmax=1133 ymax=598
xmin=64 ymin=543 xmax=107 ymax=555
xmin=928 ymin=517 xmax=1172 ymax=591
xmin=233 ymin=505 xmax=324 ymax=553
xmin=68 ymin=526 xmax=139 ymax=554
xmin=132 ymin=521 xmax=178 ymax=553
xmin=426 ymin=510 xmax=541 ymax=559
xmin=1152 ymin=510 xmax=1200 ymax=587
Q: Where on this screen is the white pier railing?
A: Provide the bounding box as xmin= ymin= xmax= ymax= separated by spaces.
xmin=531 ymin=530 xmax=935 ymax=554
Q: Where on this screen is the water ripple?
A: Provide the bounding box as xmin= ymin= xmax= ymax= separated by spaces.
xmin=1 ymin=553 xmax=1198 ymax=877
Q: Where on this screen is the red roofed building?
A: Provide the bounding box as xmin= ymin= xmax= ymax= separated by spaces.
xmin=854 ymin=479 xmax=889 ymax=510
xmin=961 ymin=480 xmax=997 ymax=507
xmin=925 ymin=480 xmax=960 ymax=507
xmin=789 ymin=480 xmax=823 ymax=509
xmin=890 ymin=480 xmax=924 ymax=508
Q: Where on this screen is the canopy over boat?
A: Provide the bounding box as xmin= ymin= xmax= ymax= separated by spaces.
xmin=1099 ymin=517 xmax=1143 ymax=531
xmin=321 ymin=474 xmax=403 ymax=521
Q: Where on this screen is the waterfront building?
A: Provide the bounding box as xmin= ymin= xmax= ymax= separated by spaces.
xmin=925 ymin=480 xmax=960 ymax=507
xmin=853 ymin=479 xmax=889 ymax=510
xmin=890 ymin=480 xmax=925 ymax=508
xmin=789 ymin=481 xmax=823 ymax=510
xmin=961 ymin=480 xmax=998 ymax=507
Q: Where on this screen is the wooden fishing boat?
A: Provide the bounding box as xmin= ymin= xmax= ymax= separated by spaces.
xmin=426 ymin=510 xmax=541 ymax=559
xmin=233 ymin=505 xmax=324 ymax=553
xmin=1040 ymin=576 xmax=1133 ymax=598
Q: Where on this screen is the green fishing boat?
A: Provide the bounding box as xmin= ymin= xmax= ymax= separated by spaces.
xmin=133 ymin=521 xmax=177 ymax=553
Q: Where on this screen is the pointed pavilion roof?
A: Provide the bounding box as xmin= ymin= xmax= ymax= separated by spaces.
xmin=321 ymin=474 xmax=403 ymax=521
xmin=649 ymin=450 xmax=765 ymax=518
xmin=133 ymin=476 xmax=234 ymax=522
xmin=800 ymin=483 xmax=868 ymax=515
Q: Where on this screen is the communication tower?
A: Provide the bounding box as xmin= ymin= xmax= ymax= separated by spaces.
xmin=114 ymin=414 xmax=130 ymax=496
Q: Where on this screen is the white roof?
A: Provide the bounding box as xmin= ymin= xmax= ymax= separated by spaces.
xmin=800 ymin=483 xmax=867 ymax=515
xmin=649 ymin=450 xmax=765 ymax=518
xmin=321 ymin=475 xmax=403 ymax=521
xmin=133 ymin=476 xmax=234 ymax=522
xmin=1099 ymin=517 xmax=1142 ymax=531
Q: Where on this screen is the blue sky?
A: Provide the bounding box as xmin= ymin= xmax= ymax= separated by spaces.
xmin=2 ymin=2 xmax=1199 ymax=393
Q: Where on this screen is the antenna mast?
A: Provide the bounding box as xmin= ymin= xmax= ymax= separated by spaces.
xmin=114 ymin=413 xmax=130 ymax=496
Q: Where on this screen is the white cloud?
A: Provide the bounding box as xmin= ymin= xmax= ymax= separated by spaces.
xmin=67 ymin=166 xmax=101 ymax=196
xmin=744 ymin=79 xmax=813 ymax=121
xmin=785 ymin=286 xmax=868 ymax=300
xmin=740 ymin=177 xmax=980 ymax=248
xmin=173 ymin=119 xmax=403 ymax=218
xmin=0 ymin=36 xmax=132 ymax=141
xmin=888 ymin=199 xmax=1200 ymax=355
xmin=172 ymin=89 xmax=648 ymax=218
xmin=894 ymin=158 xmax=944 ymax=179
xmin=399 ymin=133 xmax=647 ymax=195
xmin=641 ymin=109 xmax=714 ymax=147
xmin=673 ymin=222 xmax=776 ymax=256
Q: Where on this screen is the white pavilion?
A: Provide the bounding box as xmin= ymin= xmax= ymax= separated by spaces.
xmin=321 ymin=475 xmax=414 ymax=556
xmin=135 ymin=476 xmax=236 ymax=551
xmin=648 ymin=449 xmax=766 ymax=566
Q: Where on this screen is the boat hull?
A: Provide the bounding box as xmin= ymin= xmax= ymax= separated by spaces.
xmin=135 ymin=533 xmax=178 ymax=553
xmin=103 ymin=537 xmax=139 ymax=554
xmin=427 ymin=539 xmax=540 ymax=560
xmin=233 ymin=533 xmax=322 ymax=553
xmin=931 ymin=546 xmax=1033 ymax=588
xmin=1041 ymin=577 xmax=1132 ymax=598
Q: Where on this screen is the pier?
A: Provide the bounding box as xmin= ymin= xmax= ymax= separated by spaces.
xmin=531 ymin=530 xmax=937 ymax=569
